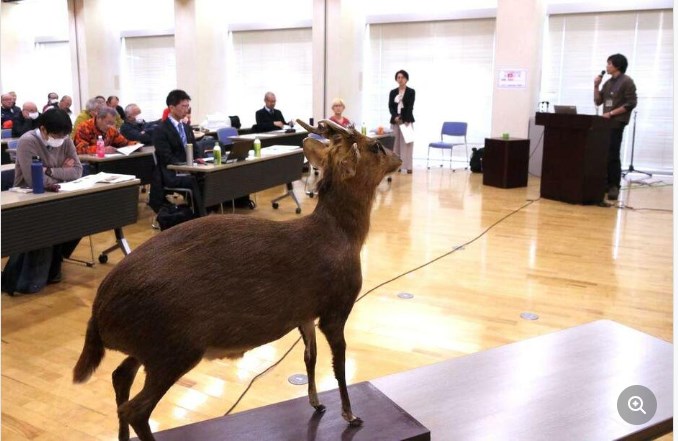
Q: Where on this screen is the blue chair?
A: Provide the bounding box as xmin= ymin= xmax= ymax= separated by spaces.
xmin=427 ymin=122 xmax=469 ymax=171
xmin=7 ymin=139 xmax=18 ymax=162
xmin=1 ymin=128 xmax=12 ymax=139
xmin=216 ymin=127 xmax=238 ymax=148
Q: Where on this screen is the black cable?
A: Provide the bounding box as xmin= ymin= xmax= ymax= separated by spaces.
xmin=224 ymin=198 xmax=538 ymax=415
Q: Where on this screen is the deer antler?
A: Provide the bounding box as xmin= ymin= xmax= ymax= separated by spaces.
xmin=296 ymin=119 xmax=351 ymax=137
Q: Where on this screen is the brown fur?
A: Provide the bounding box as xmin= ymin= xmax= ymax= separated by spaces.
xmin=72 ymin=119 xmax=401 ymax=441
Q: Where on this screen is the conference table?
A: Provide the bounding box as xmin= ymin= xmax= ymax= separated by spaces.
xmin=78 ymin=146 xmax=155 ymax=185
xmin=168 ymin=145 xmax=305 ymax=213
xmin=1 ymin=179 xmax=140 ymax=259
xmin=139 ymin=320 xmax=672 ymax=440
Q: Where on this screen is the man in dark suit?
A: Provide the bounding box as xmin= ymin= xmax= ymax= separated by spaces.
xmin=150 ymin=89 xmax=207 ymax=216
xmin=254 ymin=91 xmax=288 ymax=132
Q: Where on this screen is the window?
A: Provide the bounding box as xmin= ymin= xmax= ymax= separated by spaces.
xmin=363 ymin=19 xmax=496 ymax=159
xmin=228 ymin=28 xmax=312 ymax=128
xmin=541 ymin=10 xmax=673 ymax=173
xmin=120 ymin=35 xmax=176 ymax=121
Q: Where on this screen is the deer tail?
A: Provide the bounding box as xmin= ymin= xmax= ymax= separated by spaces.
xmin=72 ymin=316 xmax=105 ymax=384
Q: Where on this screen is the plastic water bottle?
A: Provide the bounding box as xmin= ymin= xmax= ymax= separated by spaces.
xmin=213 ymin=145 xmax=222 ymax=165
xmin=186 ymin=143 xmax=194 ymax=165
xmin=96 ymin=135 xmax=105 ymax=158
xmin=361 ymin=122 xmax=367 ymax=135
xmin=31 ymin=155 xmax=44 ymax=194
xmin=254 ymin=138 xmax=261 ymax=158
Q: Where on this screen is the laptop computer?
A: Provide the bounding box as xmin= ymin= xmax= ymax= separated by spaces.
xmin=224 ymin=142 xmax=251 ymax=162
xmin=554 ymin=105 xmax=577 ymax=114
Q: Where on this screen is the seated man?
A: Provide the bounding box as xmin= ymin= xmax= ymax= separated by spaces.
xmin=42 ymin=92 xmax=59 ymax=112
xmin=254 ymin=91 xmax=290 ymax=132
xmin=71 ymin=97 xmax=101 ymax=137
xmin=57 ymin=95 xmax=73 ymax=117
xmin=73 ymin=107 xmax=134 ymax=155
xmin=150 ymin=89 xmax=207 ymax=217
xmin=107 ymin=95 xmax=126 ymax=122
xmin=120 ymin=103 xmax=153 ymax=144
xmin=1 ymin=109 xmax=83 ymax=295
xmin=11 ymin=102 xmax=40 ymax=138
xmin=1 ymin=93 xmax=21 ymax=125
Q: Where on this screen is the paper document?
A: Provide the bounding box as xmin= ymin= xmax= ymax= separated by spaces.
xmin=116 ymin=143 xmax=144 ymax=156
xmin=58 ymin=172 xmax=136 ymax=192
xmin=399 ymin=123 xmax=415 ymax=144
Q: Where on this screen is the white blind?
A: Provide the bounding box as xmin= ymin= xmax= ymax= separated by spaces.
xmin=120 ymin=36 xmax=176 ymax=121
xmin=364 ymin=19 xmax=496 ymax=158
xmin=541 ymin=10 xmax=673 ymax=173
xmin=228 ymin=28 xmax=312 ymax=128
xmin=34 ymin=41 xmax=73 ymax=103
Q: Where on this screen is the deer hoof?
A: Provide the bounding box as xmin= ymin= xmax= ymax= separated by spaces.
xmin=348 ymin=417 xmax=363 ymax=427
xmin=314 ymin=404 xmax=326 ymax=413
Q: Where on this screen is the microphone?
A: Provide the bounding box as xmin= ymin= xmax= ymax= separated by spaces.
xmin=599 ymin=70 xmax=605 ymax=77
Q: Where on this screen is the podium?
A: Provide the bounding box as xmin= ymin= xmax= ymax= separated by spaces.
xmin=535 ymin=112 xmax=619 ymax=204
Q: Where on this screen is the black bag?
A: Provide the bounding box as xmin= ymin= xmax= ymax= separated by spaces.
xmin=470 ymin=147 xmax=484 ymax=173
xmin=157 ymin=204 xmax=195 ymax=231
xmin=229 ymin=115 xmax=241 ymax=129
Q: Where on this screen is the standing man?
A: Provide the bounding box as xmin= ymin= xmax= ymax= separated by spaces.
xmin=150 ymin=89 xmax=206 ymax=216
xmin=593 ymin=53 xmax=637 ymax=201
xmin=254 ymin=91 xmax=289 ymax=132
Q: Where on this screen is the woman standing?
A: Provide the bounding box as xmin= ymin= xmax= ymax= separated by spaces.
xmin=389 ymin=69 xmax=415 ymax=173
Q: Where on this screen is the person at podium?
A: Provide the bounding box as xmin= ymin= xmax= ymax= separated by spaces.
xmin=593 ymin=53 xmax=637 ymax=201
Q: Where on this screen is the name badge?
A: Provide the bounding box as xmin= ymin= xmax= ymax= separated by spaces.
xmin=605 ymin=99 xmax=613 ymax=107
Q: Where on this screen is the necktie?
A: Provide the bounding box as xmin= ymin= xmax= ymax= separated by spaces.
xmin=177 ymin=122 xmax=187 ymax=146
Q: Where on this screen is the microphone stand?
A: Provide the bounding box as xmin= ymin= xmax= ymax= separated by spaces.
xmin=622 ymin=110 xmax=652 ymax=179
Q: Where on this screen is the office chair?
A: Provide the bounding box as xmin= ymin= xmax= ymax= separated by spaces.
xmin=216 ymin=127 xmax=238 ymax=148
xmin=1 ymin=128 xmax=12 ymax=139
xmin=427 ymin=122 xmax=469 ymax=171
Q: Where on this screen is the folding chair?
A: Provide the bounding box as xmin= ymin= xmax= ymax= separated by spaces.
xmin=427 ymin=122 xmax=469 ymax=171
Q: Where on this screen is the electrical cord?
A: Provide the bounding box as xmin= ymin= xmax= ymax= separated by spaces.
xmin=224 ymin=198 xmax=539 ymax=415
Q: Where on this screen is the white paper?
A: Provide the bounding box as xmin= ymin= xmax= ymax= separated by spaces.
xmin=116 ymin=143 xmax=144 ymax=156
xmin=399 ymin=123 xmax=415 ymax=144
xmin=57 ymin=172 xmax=136 ymax=192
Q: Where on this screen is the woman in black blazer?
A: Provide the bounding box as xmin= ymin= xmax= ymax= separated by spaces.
xmin=389 ymin=69 xmax=415 ymax=173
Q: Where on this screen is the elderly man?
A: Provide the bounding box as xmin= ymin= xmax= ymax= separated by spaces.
xmin=254 ymin=91 xmax=291 ymax=132
xmin=57 ymin=95 xmax=73 ymax=115
xmin=1 ymin=93 xmax=21 ymax=125
xmin=42 ymin=92 xmax=59 ymax=112
xmin=120 ymin=103 xmax=155 ymax=144
xmin=11 ymin=102 xmax=41 ymax=137
xmin=74 ymin=107 xmax=134 ymax=155
xmin=71 ymin=97 xmax=102 ymax=137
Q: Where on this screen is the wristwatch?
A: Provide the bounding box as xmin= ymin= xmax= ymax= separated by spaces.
xmin=45 ymin=167 xmax=52 ymax=177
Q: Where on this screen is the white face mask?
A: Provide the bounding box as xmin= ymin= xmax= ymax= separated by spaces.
xmin=28 ymin=112 xmax=39 ymax=119
xmin=135 ymin=116 xmax=144 ymax=123
xmin=50 ymin=98 xmax=58 ymax=104
xmin=46 ymin=136 xmax=65 ymax=148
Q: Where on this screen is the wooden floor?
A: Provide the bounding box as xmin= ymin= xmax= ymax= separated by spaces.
xmin=1 ymin=166 xmax=673 ymax=440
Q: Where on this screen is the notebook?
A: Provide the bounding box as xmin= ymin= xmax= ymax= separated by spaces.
xmin=554 ymin=105 xmax=577 ymax=114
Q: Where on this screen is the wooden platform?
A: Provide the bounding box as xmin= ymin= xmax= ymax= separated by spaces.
xmin=133 ymin=382 xmax=430 ymax=441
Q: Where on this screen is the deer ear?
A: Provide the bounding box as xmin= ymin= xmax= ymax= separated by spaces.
xmin=339 ymin=143 xmax=361 ymax=180
xmin=303 ymin=137 xmax=328 ymax=169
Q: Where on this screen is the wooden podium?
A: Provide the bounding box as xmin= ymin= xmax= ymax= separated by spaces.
xmin=535 ymin=112 xmax=619 ymax=204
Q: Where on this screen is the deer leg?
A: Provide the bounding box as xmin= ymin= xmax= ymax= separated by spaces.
xmin=298 ymin=320 xmax=324 ymax=412
xmin=319 ymin=318 xmax=363 ymax=426
xmin=118 ymin=350 xmax=202 ymax=441
xmin=112 ymin=356 xmax=141 ymax=441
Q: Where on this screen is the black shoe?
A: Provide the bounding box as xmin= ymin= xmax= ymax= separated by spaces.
xmin=47 ymin=272 xmax=62 ymax=284
xmin=607 ymin=186 xmax=620 ymax=200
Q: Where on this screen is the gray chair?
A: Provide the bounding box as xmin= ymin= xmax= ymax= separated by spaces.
xmin=427 ymin=122 xmax=469 ymax=171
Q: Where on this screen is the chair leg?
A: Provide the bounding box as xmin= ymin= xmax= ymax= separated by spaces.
xmin=64 ymin=235 xmax=96 ymax=267
xmin=427 ymin=147 xmax=430 ymax=169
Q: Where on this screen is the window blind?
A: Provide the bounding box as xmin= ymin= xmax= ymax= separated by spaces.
xmin=541 ymin=10 xmax=673 ymax=173
xmin=228 ymin=28 xmax=312 ymax=128
xmin=120 ymin=35 xmax=176 ymax=121
xmin=364 ymin=19 xmax=496 ymax=159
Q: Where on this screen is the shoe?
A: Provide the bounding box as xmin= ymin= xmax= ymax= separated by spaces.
xmin=607 ymin=186 xmax=619 ymax=200
xmin=151 ymin=217 xmax=160 ymax=230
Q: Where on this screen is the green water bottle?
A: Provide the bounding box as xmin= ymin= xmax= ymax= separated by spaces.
xmin=254 ymin=137 xmax=261 ymax=158
xmin=361 ymin=122 xmax=367 ymax=135
xmin=213 ymin=145 xmax=222 ymax=165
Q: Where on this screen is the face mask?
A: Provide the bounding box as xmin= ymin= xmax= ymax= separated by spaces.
xmin=46 ymin=136 xmax=65 ymax=148
xmin=50 ymin=99 xmax=58 ymax=104
xmin=135 ymin=116 xmax=144 ymax=123
xmin=28 ymin=112 xmax=39 ymax=120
